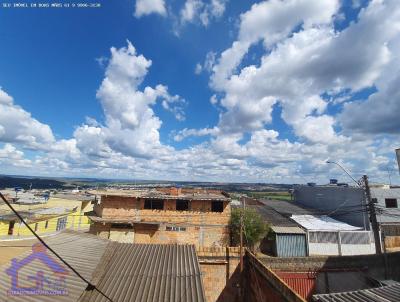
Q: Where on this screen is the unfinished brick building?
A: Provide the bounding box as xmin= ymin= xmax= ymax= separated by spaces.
xmin=88 ymin=187 xmax=231 ymax=247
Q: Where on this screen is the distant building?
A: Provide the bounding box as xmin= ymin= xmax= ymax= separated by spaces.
xmin=293 ymin=184 xmax=369 ymax=229
xmin=0 ymin=192 xmax=93 ymax=239
xmin=294 ymin=184 xmax=400 ymax=250
xmin=291 ymin=214 xmax=375 ymax=256
xmin=249 ymin=200 xmax=308 ymax=257
xmin=257 ymin=199 xmax=375 ymax=256
xmin=88 ymin=187 xmax=231 ymax=247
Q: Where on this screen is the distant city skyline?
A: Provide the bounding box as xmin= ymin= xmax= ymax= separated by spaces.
xmin=0 ymin=0 xmax=399 ymax=184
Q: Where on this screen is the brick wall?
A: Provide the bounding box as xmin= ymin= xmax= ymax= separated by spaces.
xmin=97 ymin=196 xmax=231 ymax=226
xmin=91 ymin=195 xmax=231 ymax=247
xmin=245 ymin=251 xmax=306 ymax=302
xmin=385 ymin=236 xmax=400 ymax=248
xmin=89 ymin=222 xmax=230 ymax=247
xmin=197 ymin=247 xmax=241 ymax=302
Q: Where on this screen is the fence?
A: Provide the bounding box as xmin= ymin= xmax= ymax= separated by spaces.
xmin=307 ymin=230 xmax=375 ymax=256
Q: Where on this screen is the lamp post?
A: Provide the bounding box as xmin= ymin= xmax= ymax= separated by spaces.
xmin=326 ymin=161 xmax=382 ymax=254
xmin=326 ymin=161 xmax=361 ymax=186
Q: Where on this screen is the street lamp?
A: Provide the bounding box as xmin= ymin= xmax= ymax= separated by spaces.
xmin=326 ymin=160 xmax=382 ymax=254
xmin=326 ymin=161 xmax=361 ymax=187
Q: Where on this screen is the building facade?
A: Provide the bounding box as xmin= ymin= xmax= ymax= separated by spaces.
xmin=88 ymin=187 xmax=231 ymax=247
xmin=0 ymin=196 xmax=93 ymax=239
xmin=294 ymin=184 xmax=400 ymax=249
xmin=293 ymin=185 xmax=369 ymax=229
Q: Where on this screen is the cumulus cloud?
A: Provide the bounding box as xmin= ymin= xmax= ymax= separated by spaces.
xmin=198 ymin=0 xmax=399 ymax=145
xmin=78 ymin=40 xmax=184 ymax=159
xmin=1 ymin=0 xmax=399 ymax=184
xmin=0 ymin=143 xmax=32 ymax=167
xmin=340 ymin=33 xmax=400 ymax=134
xmin=0 ymin=88 xmax=55 ymax=150
xmin=134 ymin=0 xmax=166 ymax=18
xmin=180 ymin=0 xmax=227 ymax=27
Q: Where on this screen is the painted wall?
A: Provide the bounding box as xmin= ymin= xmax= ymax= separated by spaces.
xmin=0 ymin=198 xmax=92 ymax=239
xmin=371 ymin=188 xmax=400 ymax=224
xmin=294 ymin=186 xmax=369 ymax=229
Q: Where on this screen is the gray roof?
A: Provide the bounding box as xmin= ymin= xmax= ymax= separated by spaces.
xmin=0 ymin=231 xmax=205 ymax=302
xmin=260 ymin=199 xmax=315 ymax=216
xmin=313 ymin=283 xmax=400 ymax=302
xmin=270 ymin=226 xmax=305 ymax=234
xmin=0 ymin=230 xmax=110 ymax=302
xmin=249 ymin=204 xmax=299 ymax=227
xmin=80 ymin=243 xmax=205 ymax=302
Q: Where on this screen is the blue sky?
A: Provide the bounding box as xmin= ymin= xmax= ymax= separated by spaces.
xmin=0 ymin=0 xmax=399 ymax=184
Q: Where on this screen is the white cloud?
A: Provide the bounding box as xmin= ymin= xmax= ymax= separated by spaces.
xmin=195 ymin=51 xmax=217 ymax=75
xmin=0 ymin=144 xmax=32 ymax=167
xmin=180 ymin=0 xmax=227 ymax=27
xmin=134 ymin=0 xmax=166 ymax=18
xmin=78 ymin=40 xmax=184 ymax=159
xmin=194 ymin=63 xmax=202 ymax=74
xmin=1 ymin=1 xmax=400 ymax=185
xmin=0 ymin=88 xmax=55 ymax=150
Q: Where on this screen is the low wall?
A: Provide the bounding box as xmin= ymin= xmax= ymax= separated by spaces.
xmin=258 ymin=252 xmax=400 ymax=285
xmin=245 ymin=251 xmax=306 ymax=302
xmin=385 ymin=236 xmax=400 ymax=248
xmin=197 ymin=247 xmax=241 ymax=302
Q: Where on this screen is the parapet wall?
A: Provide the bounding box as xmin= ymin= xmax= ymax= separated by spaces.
xmin=258 ymin=251 xmax=400 ymax=282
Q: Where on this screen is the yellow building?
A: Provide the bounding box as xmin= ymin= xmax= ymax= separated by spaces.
xmin=0 ymin=196 xmax=93 ymax=239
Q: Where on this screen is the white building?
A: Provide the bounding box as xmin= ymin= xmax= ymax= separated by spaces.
xmin=291 ymin=215 xmax=376 ymax=256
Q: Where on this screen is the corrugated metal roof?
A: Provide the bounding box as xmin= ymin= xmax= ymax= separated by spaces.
xmin=313 ymin=283 xmax=400 ymax=302
xmin=248 ymin=204 xmax=299 ymax=227
xmin=291 ymin=215 xmax=362 ymax=231
xmin=80 ymin=243 xmax=206 ymax=302
xmin=260 ymin=199 xmax=315 ymax=216
xmin=271 ymin=226 xmax=305 ymax=234
xmin=0 ymin=230 xmax=110 ymax=302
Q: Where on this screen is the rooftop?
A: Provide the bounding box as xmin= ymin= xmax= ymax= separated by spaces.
xmin=97 ymin=187 xmax=230 ymax=202
xmin=313 ymin=282 xmax=400 ymax=302
xmin=248 ymin=204 xmax=299 ymax=227
xmin=291 ymin=215 xmax=362 ymax=231
xmin=80 ymin=243 xmax=205 ymax=302
xmin=260 ymin=199 xmax=316 ymax=216
xmin=0 ymin=230 xmax=205 ymax=302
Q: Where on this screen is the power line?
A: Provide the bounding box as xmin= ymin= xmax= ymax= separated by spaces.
xmin=0 ymin=192 xmax=115 ymax=302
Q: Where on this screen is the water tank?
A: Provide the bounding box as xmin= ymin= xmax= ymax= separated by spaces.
xmin=330 ymin=179 xmax=338 ymax=185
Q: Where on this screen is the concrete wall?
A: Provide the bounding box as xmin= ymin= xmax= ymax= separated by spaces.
xmin=371 ymin=188 xmax=400 ymax=224
xmin=294 ymin=185 xmax=369 ymax=229
xmin=258 ymin=251 xmax=400 ymax=285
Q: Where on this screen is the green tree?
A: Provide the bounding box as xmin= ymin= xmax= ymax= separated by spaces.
xmin=229 ymin=207 xmax=269 ymax=250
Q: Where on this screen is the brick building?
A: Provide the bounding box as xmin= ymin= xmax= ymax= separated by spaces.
xmin=88 ymin=187 xmax=231 ymax=247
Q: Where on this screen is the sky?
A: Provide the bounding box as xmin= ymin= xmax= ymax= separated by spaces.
xmin=0 ymin=0 xmax=399 ymax=184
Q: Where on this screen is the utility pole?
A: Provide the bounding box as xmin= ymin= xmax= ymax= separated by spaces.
xmin=363 ymin=175 xmax=382 ymax=254
xmin=239 ymin=196 xmax=244 ymax=272
xmin=238 ymin=196 xmax=245 ymax=302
